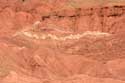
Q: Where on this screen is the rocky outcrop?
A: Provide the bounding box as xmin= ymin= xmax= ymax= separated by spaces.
xmin=0 ymin=0 xmax=125 ymax=83
xmin=0 ymin=0 xmax=125 ymax=37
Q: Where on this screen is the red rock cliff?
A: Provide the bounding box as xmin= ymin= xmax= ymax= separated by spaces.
xmin=0 ymin=0 xmax=125 ymax=83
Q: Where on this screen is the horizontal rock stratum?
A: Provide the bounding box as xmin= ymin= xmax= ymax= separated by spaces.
xmin=0 ymin=0 xmax=125 ymax=35
xmin=0 ymin=0 xmax=125 ymax=83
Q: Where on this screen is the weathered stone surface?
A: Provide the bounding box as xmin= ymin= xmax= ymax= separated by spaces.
xmin=0 ymin=0 xmax=125 ymax=83
xmin=107 ymin=59 xmax=125 ymax=80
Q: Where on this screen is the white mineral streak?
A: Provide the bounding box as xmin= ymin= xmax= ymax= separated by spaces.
xmin=33 ymin=21 xmax=41 ymax=28
xmin=23 ymin=32 xmax=33 ymax=38
xmin=19 ymin=31 xmax=111 ymax=41
xmin=13 ymin=21 xmax=111 ymax=41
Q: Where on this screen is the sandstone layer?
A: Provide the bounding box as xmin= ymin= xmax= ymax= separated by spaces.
xmin=0 ymin=0 xmax=125 ymax=83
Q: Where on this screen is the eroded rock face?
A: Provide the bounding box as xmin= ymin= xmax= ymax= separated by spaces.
xmin=0 ymin=0 xmax=125 ymax=83
xmin=0 ymin=1 xmax=125 ymax=35
xmin=107 ymin=59 xmax=125 ymax=80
